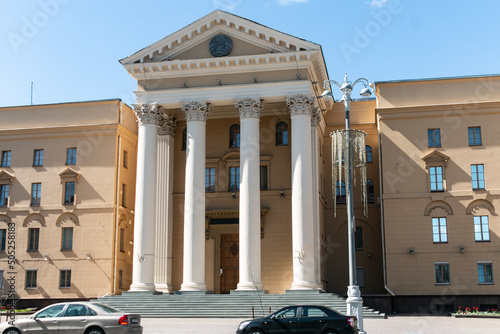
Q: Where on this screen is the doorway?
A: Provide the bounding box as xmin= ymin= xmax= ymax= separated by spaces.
xmin=220 ymin=233 xmax=239 ymax=294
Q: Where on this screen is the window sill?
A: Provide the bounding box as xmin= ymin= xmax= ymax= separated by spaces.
xmin=475 ymin=240 xmax=491 ymax=243
xmin=59 ymin=286 xmax=71 ymax=289
xmin=433 ymin=242 xmax=448 ymax=244
xmin=61 ymin=249 xmax=73 ymax=252
xmin=435 ymin=283 xmax=450 ymax=285
xmin=479 ymin=282 xmax=494 ymax=285
xmin=25 ymin=287 xmax=37 ymax=290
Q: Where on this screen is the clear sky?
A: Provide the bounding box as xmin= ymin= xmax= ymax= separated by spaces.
xmin=1 ymin=0 xmax=499 ymax=107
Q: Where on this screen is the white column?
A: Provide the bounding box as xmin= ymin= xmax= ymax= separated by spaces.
xmin=154 ymin=115 xmax=176 ymax=293
xmin=130 ymin=103 xmax=162 ymax=292
xmin=311 ymin=109 xmax=322 ymax=290
xmin=235 ymin=98 xmax=263 ymax=291
xmin=180 ymin=101 xmax=211 ymax=292
xmin=287 ymin=95 xmax=318 ymax=290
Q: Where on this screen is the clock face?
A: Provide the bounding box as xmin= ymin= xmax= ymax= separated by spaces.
xmin=209 ymin=34 xmax=233 ymax=57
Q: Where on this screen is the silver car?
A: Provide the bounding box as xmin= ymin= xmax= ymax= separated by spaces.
xmin=0 ymin=301 xmax=142 ymax=334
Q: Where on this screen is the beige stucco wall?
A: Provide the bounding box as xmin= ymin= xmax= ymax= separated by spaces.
xmin=378 ymin=78 xmax=500 ymax=295
xmin=0 ymin=100 xmax=137 ymax=300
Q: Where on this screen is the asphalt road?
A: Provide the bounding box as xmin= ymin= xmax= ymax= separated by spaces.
xmin=141 ymin=316 xmax=500 ymax=334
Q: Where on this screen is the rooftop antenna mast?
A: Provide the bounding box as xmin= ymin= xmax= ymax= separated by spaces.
xmin=30 ymin=82 xmax=33 ymax=105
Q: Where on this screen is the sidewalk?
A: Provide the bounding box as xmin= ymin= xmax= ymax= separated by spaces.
xmin=141 ymin=315 xmax=500 ymax=333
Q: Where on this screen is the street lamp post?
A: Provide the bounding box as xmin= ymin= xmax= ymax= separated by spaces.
xmin=321 ymin=73 xmax=372 ymax=334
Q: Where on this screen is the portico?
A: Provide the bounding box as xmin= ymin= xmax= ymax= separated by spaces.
xmin=121 ymin=10 xmax=328 ymax=294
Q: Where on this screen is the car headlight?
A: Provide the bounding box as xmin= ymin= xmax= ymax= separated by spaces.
xmin=238 ymin=320 xmax=251 ymax=330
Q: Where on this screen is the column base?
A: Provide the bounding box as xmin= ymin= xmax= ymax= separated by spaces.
xmin=180 ymin=282 xmax=207 ymax=292
xmin=129 ymin=282 xmax=156 ymax=292
xmin=346 ymin=285 xmax=366 ymax=334
xmin=155 ymin=283 xmax=174 ymax=294
xmin=236 ymin=282 xmax=263 ymax=292
xmin=290 ymin=280 xmax=319 ymax=291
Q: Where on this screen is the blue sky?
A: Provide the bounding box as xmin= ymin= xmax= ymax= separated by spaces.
xmin=1 ymin=0 xmax=499 ymax=107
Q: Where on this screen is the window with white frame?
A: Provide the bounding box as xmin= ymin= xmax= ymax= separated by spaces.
xmin=429 ymin=166 xmax=444 ymax=192
xmin=471 ymin=164 xmax=485 ymax=190
xmin=435 ymin=263 xmax=450 ymax=284
xmin=477 ymin=262 xmax=493 ymax=284
xmin=474 ymin=216 xmax=490 ymax=241
xmin=432 ymin=217 xmax=448 ymax=243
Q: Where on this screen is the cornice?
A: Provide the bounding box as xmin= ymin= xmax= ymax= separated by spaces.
xmin=124 ymin=51 xmax=319 ymax=80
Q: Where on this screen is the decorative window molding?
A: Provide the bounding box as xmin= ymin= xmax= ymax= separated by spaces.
xmin=424 ymin=201 xmax=454 ymax=216
xmin=23 ymin=213 xmax=46 ymax=227
xmin=56 ymin=212 xmax=79 ymax=227
xmin=423 ymin=150 xmax=449 ymax=192
xmin=0 ymin=170 xmax=15 ymax=185
xmin=466 ymin=199 xmax=495 ymax=216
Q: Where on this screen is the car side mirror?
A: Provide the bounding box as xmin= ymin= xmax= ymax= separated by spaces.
xmin=270 ymin=314 xmax=276 ymax=320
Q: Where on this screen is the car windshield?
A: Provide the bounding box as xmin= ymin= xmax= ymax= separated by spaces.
xmin=91 ymin=303 xmax=122 ymax=313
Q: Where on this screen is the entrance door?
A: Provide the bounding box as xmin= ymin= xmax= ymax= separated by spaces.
xmin=220 ymin=233 xmax=239 ymax=294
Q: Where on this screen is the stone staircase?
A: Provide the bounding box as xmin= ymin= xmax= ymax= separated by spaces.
xmin=93 ymin=291 xmax=385 ymax=319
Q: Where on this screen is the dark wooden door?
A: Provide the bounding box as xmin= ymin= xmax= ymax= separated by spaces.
xmin=220 ymin=234 xmax=239 ymax=294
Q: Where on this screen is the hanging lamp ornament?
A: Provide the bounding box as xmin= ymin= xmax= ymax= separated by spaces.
xmin=331 ymin=129 xmax=368 ymax=217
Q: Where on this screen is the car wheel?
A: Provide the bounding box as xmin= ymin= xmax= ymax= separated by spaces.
xmin=248 ymin=330 xmax=264 ymax=334
xmin=3 ymin=329 xmax=21 ymax=334
xmin=85 ymin=327 xmax=104 ymax=334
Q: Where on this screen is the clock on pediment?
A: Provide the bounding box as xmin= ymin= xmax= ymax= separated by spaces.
xmin=209 ymin=34 xmax=233 ymax=57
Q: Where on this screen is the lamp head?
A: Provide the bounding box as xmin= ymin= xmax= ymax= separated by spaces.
xmin=360 ymin=87 xmax=372 ymax=97
xmin=320 ymin=89 xmax=334 ymax=101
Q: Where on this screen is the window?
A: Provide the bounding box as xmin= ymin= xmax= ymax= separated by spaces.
xmin=60 ymin=269 xmax=71 ymax=288
xmin=260 ymin=165 xmax=268 ymax=191
xmin=0 ymin=184 xmax=9 ymax=207
xmin=119 ymin=229 xmax=125 ymax=252
xmin=25 ymin=270 xmax=37 ymax=288
xmin=64 ymin=304 xmax=88 ymax=317
xmin=1 ymin=151 xmax=11 ymax=167
xmin=367 ymin=179 xmax=374 ymax=203
xmin=366 ymin=145 xmax=373 ymax=162
xmin=33 ymin=149 xmax=44 ymax=167
xmin=435 ymin=263 xmax=450 ymax=284
xmin=205 ymin=167 xmax=216 ymax=193
xmin=123 ymin=150 xmax=128 ymax=168
xmin=478 ymin=263 xmax=493 ymax=284
xmin=28 ymin=228 xmax=40 ymax=251
xmin=276 ymin=121 xmax=289 ymax=146
xmin=31 ymin=183 xmax=41 ymax=206
xmin=428 ymin=129 xmax=441 ymax=148
xmin=429 ymin=166 xmax=444 ymax=192
xmin=229 ymin=166 xmax=240 ymax=192
xmin=471 ymin=164 xmax=485 ymax=189
xmin=229 ymin=124 xmax=240 ymax=148
xmin=468 ymin=127 xmax=482 ymax=146
xmin=356 ymin=267 xmax=365 ymax=288
xmin=301 ymin=306 xmax=327 ymax=317
xmin=121 ymin=183 xmax=126 ymax=207
xmin=66 ymin=148 xmax=77 ymax=165
xmin=61 ymin=227 xmax=73 ymax=251
xmin=0 ymin=229 xmax=6 ymax=251
xmin=432 ymin=217 xmax=448 ymax=243
xmin=336 ymin=181 xmax=346 ymax=204
xmin=355 ymin=226 xmax=363 ymax=250
xmin=36 ymin=304 xmax=65 ymax=318
xmin=474 ymin=216 xmax=490 ymax=241
xmin=64 ymin=181 xmax=75 ymax=205
xmin=181 ymin=127 xmax=187 ymax=151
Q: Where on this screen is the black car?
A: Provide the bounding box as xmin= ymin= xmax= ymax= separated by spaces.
xmin=236 ymin=305 xmax=359 ymax=334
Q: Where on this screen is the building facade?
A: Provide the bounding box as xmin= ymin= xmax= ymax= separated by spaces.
xmin=0 ymin=100 xmax=138 ymax=306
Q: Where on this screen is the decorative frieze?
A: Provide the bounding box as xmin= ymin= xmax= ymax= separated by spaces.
xmin=234 ymin=98 xmax=263 ymax=119
xmin=286 ymin=94 xmax=314 ymax=116
xmin=158 ymin=114 xmax=177 ymax=136
xmin=181 ymin=101 xmax=211 ymax=122
xmin=133 ymin=103 xmax=162 ymax=125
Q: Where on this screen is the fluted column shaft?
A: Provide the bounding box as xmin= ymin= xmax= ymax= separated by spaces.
xmin=311 ymin=109 xmax=322 ymax=290
xmin=130 ymin=103 xmax=162 ymax=292
xmin=235 ymin=98 xmax=263 ymax=291
xmin=180 ymin=102 xmax=210 ymax=292
xmin=287 ymin=95 xmax=318 ymax=290
xmin=154 ymin=116 xmax=176 ymax=293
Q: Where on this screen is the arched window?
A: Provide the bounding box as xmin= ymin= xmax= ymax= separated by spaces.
xmin=367 ymin=179 xmax=374 ymax=203
xmin=229 ymin=124 xmax=240 ymax=148
xmin=276 ymin=121 xmax=289 ymax=146
xmin=336 ymin=181 xmax=346 ymax=204
xmin=366 ymin=146 xmax=373 ymax=163
xmin=181 ymin=127 xmax=187 ymax=151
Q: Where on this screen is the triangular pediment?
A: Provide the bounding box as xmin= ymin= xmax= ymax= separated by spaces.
xmin=0 ymin=170 xmax=15 ymax=184
xmin=422 ymin=150 xmax=450 ymax=165
xmin=59 ymin=167 xmax=80 ymax=181
xmin=120 ymin=10 xmax=321 ymax=65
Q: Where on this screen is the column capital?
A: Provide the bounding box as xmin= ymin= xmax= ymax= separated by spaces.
xmin=311 ymin=108 xmax=321 ymax=127
xmin=182 ymin=101 xmax=211 ymax=122
xmin=234 ymin=98 xmax=263 ymax=119
xmin=133 ymin=103 xmax=162 ymax=125
xmin=158 ymin=115 xmax=177 ymax=136
xmin=286 ymin=94 xmax=314 ymax=117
